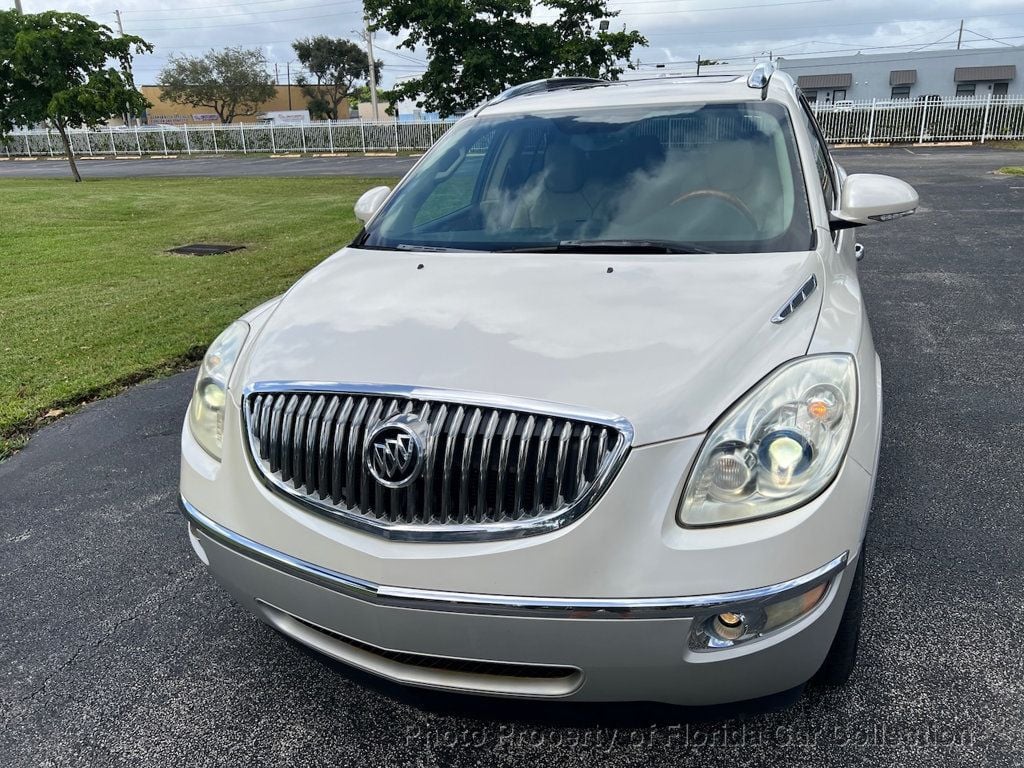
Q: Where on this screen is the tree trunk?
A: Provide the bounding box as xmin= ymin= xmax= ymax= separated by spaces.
xmin=54 ymin=120 xmax=82 ymax=183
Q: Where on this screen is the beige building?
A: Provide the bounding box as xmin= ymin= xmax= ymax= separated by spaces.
xmin=139 ymin=85 xmax=353 ymax=124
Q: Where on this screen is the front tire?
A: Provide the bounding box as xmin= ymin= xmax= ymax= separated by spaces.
xmin=813 ymin=546 xmax=865 ymax=686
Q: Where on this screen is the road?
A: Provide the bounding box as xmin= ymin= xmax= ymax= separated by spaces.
xmin=0 ymin=153 xmax=418 ymax=179
xmin=2 ymin=148 xmax=1023 ymax=767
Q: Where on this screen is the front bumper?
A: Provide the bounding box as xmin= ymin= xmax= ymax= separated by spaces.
xmin=183 ymin=496 xmax=857 ymax=705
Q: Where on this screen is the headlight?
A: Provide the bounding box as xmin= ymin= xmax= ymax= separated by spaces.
xmin=188 ymin=321 xmax=249 ymax=460
xmin=678 ymin=354 xmax=857 ymax=526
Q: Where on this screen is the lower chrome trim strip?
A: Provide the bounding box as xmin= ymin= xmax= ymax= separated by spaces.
xmin=180 ymin=495 xmax=848 ymax=619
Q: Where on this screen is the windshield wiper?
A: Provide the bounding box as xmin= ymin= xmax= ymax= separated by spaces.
xmin=497 ymin=239 xmax=716 ymax=254
xmin=395 ymin=243 xmax=463 ymax=252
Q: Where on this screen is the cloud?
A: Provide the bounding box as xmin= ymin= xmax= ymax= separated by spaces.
xmin=20 ymin=0 xmax=1024 ymax=87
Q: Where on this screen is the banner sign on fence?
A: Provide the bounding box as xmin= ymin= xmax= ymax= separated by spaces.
xmin=148 ymin=115 xmax=187 ymax=126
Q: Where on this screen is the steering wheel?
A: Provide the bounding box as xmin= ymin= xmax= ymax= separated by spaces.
xmin=670 ymin=189 xmax=759 ymax=231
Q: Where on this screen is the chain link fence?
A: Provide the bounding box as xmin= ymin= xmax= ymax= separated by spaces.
xmin=3 ymin=96 xmax=1023 ymax=158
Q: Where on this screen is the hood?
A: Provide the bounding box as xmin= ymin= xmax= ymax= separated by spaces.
xmin=243 ymin=247 xmax=822 ymax=445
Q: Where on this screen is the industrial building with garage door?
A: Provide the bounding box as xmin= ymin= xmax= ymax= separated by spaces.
xmin=774 ymin=44 xmax=1022 ymax=104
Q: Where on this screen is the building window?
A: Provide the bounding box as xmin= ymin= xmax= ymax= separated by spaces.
xmin=993 ymin=82 xmax=1009 ymax=97
xmin=803 ymin=90 xmax=818 ymax=103
xmin=956 ymin=83 xmax=976 ymax=98
xmin=891 ymin=85 xmax=911 ymax=100
xmin=832 ymin=89 xmax=847 ymax=102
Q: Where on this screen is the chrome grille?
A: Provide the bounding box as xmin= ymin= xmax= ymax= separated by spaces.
xmin=242 ymin=385 xmax=632 ymax=541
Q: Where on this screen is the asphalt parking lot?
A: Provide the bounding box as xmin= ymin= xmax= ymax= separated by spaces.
xmin=0 ymin=153 xmax=418 ymax=178
xmin=2 ymin=147 xmax=1023 ymax=767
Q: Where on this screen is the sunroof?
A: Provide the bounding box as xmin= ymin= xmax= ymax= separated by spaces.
xmin=168 ymin=244 xmax=245 ymax=255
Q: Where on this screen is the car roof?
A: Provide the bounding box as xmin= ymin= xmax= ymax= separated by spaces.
xmin=477 ymin=71 xmax=799 ymax=116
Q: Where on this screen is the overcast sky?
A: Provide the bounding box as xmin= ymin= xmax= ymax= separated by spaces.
xmin=12 ymin=0 xmax=1024 ymax=87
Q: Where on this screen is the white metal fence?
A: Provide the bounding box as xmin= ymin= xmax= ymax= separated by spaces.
xmin=810 ymin=94 xmax=1024 ymax=144
xmin=1 ymin=119 xmax=459 ymax=158
xmin=3 ymin=95 xmax=1023 ymax=157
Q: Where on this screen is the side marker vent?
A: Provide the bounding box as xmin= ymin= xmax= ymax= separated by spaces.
xmin=770 ymin=274 xmax=818 ymax=324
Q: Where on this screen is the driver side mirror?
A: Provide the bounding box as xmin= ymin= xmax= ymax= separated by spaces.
xmin=830 ymin=173 xmax=918 ymax=230
xmin=354 ymin=185 xmax=392 ymax=223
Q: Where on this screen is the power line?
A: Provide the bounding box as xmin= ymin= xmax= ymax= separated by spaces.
xmin=130 ymin=10 xmax=359 ymax=32
xmin=126 ymin=0 xmax=363 ymax=23
xmin=114 ymin=0 xmax=355 ymax=14
xmin=127 ymin=0 xmax=837 ymax=33
xmin=640 ymin=10 xmax=1024 ymax=39
xmin=963 ymin=28 xmax=1016 ymax=47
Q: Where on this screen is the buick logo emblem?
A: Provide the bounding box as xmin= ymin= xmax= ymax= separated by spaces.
xmin=365 ymin=414 xmax=426 ymax=489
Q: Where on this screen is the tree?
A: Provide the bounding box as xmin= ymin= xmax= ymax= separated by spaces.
xmin=292 ymin=36 xmax=381 ymax=120
xmin=363 ymin=0 xmax=646 ymax=116
xmin=0 ymin=10 xmax=152 ymax=182
xmin=158 ymin=47 xmax=276 ymax=124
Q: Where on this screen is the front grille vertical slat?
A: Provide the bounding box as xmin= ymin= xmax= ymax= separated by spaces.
xmin=458 ymin=408 xmax=483 ymax=523
xmin=304 ymin=396 xmax=326 ymax=494
xmin=493 ymin=413 xmax=517 ymax=521
xmin=402 ymin=403 xmax=430 ymax=524
xmin=512 ymin=414 xmax=536 ymax=519
xmin=532 ymin=418 xmax=555 ymax=512
xmin=574 ymin=424 xmax=592 ymax=495
xmin=279 ymin=395 xmax=300 ymax=482
xmin=249 ymin=396 xmax=264 ymax=451
xmin=476 ymin=411 xmax=500 ymax=522
xmin=362 ymin=399 xmax=387 ymax=517
xmin=258 ymin=395 xmax=273 ymax=459
xmin=345 ymin=399 xmax=370 ymax=509
xmin=267 ymin=395 xmax=286 ymax=472
xmin=440 ymin=406 xmax=465 ymax=523
xmin=244 ymin=389 xmax=629 ymax=538
xmin=552 ymin=420 xmax=573 ymax=506
xmin=593 ymin=428 xmax=609 ymax=479
xmin=291 ymin=396 xmax=313 ymax=489
xmin=328 ymin=397 xmax=353 ymax=504
xmin=422 ymin=404 xmax=447 ymax=523
xmin=318 ymin=397 xmax=342 ymax=500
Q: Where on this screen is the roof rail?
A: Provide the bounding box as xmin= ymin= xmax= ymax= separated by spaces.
xmin=488 ymin=77 xmax=606 ymax=106
xmin=747 ymin=62 xmax=776 ymax=99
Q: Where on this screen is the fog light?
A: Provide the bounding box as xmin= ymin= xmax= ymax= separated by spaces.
xmin=690 ymin=573 xmax=837 ymax=651
xmin=712 ymin=612 xmax=747 ymax=641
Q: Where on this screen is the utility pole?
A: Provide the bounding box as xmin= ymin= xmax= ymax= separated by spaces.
xmin=286 ymin=62 xmax=292 ymax=109
xmin=364 ymin=18 xmax=380 ymax=120
xmin=114 ymin=10 xmax=133 ymax=127
xmin=14 ymin=0 xmax=23 ymax=14
xmin=957 ymin=19 xmax=964 ymax=50
xmin=696 ymin=53 xmax=701 ymax=77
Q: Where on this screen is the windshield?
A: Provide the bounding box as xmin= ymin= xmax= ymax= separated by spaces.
xmin=358 ymin=101 xmax=814 ymax=254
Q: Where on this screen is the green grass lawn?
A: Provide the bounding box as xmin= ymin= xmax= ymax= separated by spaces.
xmin=998 ymin=166 xmax=1024 ymax=175
xmin=0 ymin=176 xmax=388 ymax=458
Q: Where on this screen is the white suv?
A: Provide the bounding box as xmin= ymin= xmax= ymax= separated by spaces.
xmin=180 ymin=65 xmax=917 ymax=705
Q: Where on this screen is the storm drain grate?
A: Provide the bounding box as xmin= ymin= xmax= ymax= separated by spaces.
xmin=168 ymin=243 xmax=245 ymax=256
